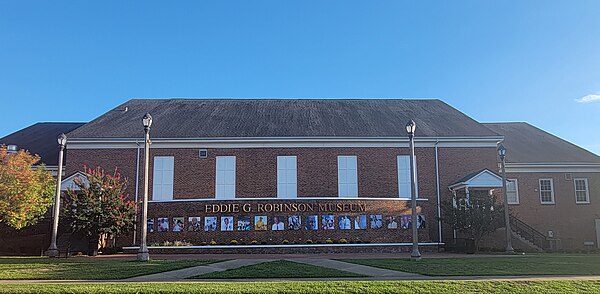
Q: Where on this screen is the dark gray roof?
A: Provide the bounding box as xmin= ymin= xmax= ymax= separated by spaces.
xmin=68 ymin=99 xmax=499 ymax=139
xmin=484 ymin=122 xmax=600 ymax=164
xmin=0 ymin=122 xmax=85 ymax=166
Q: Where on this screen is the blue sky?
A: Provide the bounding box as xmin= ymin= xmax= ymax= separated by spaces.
xmin=1 ymin=1 xmax=599 ymax=154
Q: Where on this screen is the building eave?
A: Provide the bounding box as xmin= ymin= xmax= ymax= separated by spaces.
xmin=65 ymin=136 xmax=504 ymax=149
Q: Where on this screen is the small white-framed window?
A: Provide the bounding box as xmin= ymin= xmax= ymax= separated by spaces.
xmin=574 ymin=178 xmax=590 ymax=204
xmin=216 ymin=156 xmax=236 ymax=199
xmin=277 ymin=156 xmax=297 ymax=198
xmin=507 ymin=179 xmax=519 ymax=204
xmin=152 ymin=156 xmax=174 ymax=201
xmin=397 ymin=155 xmax=418 ymax=198
xmin=539 ymin=178 xmax=555 ymax=204
xmin=338 ymin=156 xmax=358 ymax=198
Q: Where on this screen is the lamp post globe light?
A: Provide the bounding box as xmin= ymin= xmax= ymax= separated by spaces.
xmin=406 ymin=120 xmax=421 ymax=261
xmin=138 ymin=113 xmax=152 ymax=261
xmin=47 ymin=133 xmax=67 ymax=257
xmin=498 ymin=144 xmax=514 ymax=253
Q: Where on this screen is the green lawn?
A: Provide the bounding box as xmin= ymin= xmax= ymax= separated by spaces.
xmin=341 ymin=254 xmax=600 ymax=276
xmin=192 ymin=260 xmax=365 ymax=279
xmin=0 ymin=281 xmax=599 ymax=293
xmin=0 ymin=257 xmax=217 ymax=280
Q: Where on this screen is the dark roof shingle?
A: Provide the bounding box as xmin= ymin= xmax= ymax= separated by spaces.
xmin=484 ymin=122 xmax=600 ymax=164
xmin=0 ymin=122 xmax=85 ymax=166
xmin=68 ymin=99 xmax=499 ymax=139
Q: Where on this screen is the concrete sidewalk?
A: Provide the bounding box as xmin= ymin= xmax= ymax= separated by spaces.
xmin=125 ymin=259 xmax=274 ymax=282
xmin=289 ymin=259 xmax=422 ymax=278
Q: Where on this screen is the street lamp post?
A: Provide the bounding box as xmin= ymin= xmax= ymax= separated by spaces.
xmin=137 ymin=113 xmax=152 ymax=261
xmin=498 ymin=144 xmax=515 ymax=253
xmin=47 ymin=133 xmax=67 ymax=257
xmin=406 ymin=120 xmax=421 ymax=261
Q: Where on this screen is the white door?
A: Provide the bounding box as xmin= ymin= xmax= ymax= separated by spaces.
xmin=596 ymin=219 xmax=600 ymax=249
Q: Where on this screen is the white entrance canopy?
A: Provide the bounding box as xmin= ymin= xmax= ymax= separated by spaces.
xmin=448 ymin=169 xmax=504 ymax=191
xmin=60 ymin=171 xmax=89 ymax=191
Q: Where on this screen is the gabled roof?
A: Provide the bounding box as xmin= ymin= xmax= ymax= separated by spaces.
xmin=0 ymin=122 xmax=85 ymax=166
xmin=67 ymin=99 xmax=500 ymax=139
xmin=484 ymin=122 xmax=600 ymax=164
xmin=60 ymin=171 xmax=89 ymax=191
xmin=448 ymin=169 xmax=504 ymax=190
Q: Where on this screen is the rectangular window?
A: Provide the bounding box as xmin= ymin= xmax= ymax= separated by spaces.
xmin=338 ymin=156 xmax=358 ymax=198
xmin=152 ymin=156 xmax=174 ymax=201
xmin=539 ymin=178 xmax=555 ymax=204
xmin=277 ymin=156 xmax=297 ymax=198
xmin=216 ymin=156 xmax=236 ymax=199
xmin=397 ymin=155 xmax=418 ymax=198
xmin=574 ymin=178 xmax=590 ymax=203
xmin=507 ymin=179 xmax=519 ymax=204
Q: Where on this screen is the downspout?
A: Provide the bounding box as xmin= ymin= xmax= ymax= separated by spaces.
xmin=435 ymin=138 xmax=442 ymax=244
xmin=132 ymin=140 xmax=141 ymax=245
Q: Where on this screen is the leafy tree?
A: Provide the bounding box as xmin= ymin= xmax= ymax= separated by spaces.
xmin=442 ymin=190 xmax=505 ymax=251
xmin=62 ymin=166 xmax=135 ymax=251
xmin=0 ymin=145 xmax=55 ymax=229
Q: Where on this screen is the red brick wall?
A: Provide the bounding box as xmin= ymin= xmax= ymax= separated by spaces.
xmin=66 ymin=146 xmax=499 ymax=245
xmin=507 ymin=172 xmax=600 ymax=249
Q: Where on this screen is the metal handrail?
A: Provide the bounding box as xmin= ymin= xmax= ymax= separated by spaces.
xmin=509 ymin=215 xmax=548 ymax=250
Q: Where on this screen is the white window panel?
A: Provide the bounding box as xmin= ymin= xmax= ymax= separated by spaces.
xmin=397 ymin=155 xmax=418 ymax=198
xmin=507 ymin=179 xmax=519 ymax=204
xmin=338 ymin=156 xmax=358 ymax=198
xmin=539 ymin=178 xmax=555 ymax=204
xmin=277 ymin=156 xmax=297 ymax=198
xmin=574 ymin=178 xmax=590 ymax=203
xmin=152 ymin=156 xmax=174 ymax=201
xmin=216 ymin=156 xmax=236 ymax=199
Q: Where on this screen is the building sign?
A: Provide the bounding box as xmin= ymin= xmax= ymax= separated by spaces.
xmin=204 ymin=202 xmax=368 ymax=214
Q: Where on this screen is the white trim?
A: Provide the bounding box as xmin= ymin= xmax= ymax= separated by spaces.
xmin=574 ymin=178 xmax=590 ymax=204
xmin=506 ymin=178 xmax=519 ymax=205
xmin=148 ymin=197 xmax=429 ymax=203
xmin=123 ymin=242 xmax=443 ymax=250
xmin=66 ymin=136 xmax=503 ymax=149
xmin=448 ymin=169 xmax=504 ymax=190
xmin=539 ymin=178 xmax=555 ymax=204
xmin=506 ymin=163 xmax=600 ymax=173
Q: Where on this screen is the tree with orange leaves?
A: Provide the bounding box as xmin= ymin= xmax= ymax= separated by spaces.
xmin=0 ymin=145 xmax=55 ymax=229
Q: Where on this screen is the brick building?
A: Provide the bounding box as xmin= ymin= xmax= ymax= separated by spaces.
xmin=3 ymin=99 xmax=598 ymax=253
xmin=485 ymin=123 xmax=600 ymax=250
xmin=62 ymin=99 xmax=504 ymax=251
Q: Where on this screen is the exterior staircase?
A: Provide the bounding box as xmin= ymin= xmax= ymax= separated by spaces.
xmin=509 ymin=215 xmax=552 ymax=252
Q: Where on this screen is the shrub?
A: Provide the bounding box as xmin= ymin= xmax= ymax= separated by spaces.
xmin=325 ymin=239 xmax=334 ymax=244
xmin=230 ymin=240 xmax=238 ymax=245
xmin=339 ymin=238 xmax=348 ymax=244
xmin=282 ymin=239 xmax=289 ymax=244
xmin=173 ymin=240 xmax=192 ymax=246
xmin=306 ymin=239 xmax=313 ymax=244
xmin=251 ymin=240 xmax=258 ymax=245
xmin=209 ymin=240 xmax=217 ymax=246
